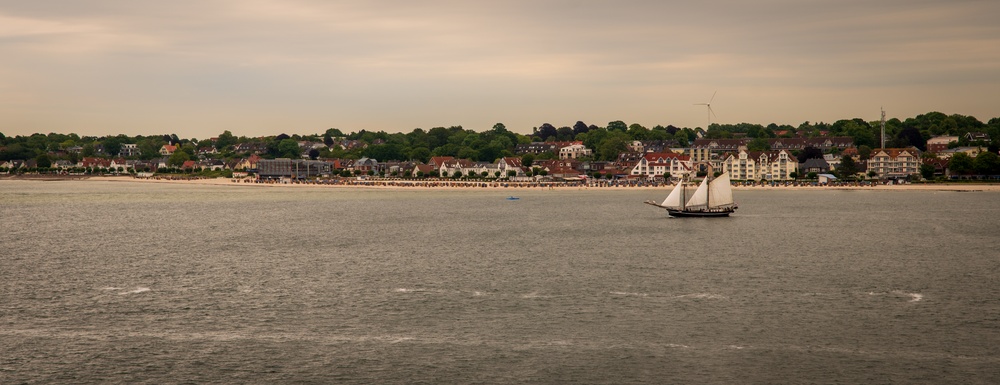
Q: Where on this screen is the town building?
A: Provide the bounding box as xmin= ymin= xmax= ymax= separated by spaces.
xmin=926 ymin=136 xmax=959 ymax=153
xmin=868 ymin=148 xmax=921 ymax=179
xmin=721 ymin=149 xmax=798 ymax=181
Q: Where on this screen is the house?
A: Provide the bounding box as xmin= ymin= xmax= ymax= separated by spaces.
xmin=232 ymin=154 xmax=262 ymax=171
xmin=938 ymin=146 xmax=985 ymax=159
xmin=159 ymin=144 xmax=177 ymax=156
xmin=411 ymin=164 xmax=437 ymax=178
xmin=109 ymin=158 xmax=130 ymax=171
xmin=233 ymin=143 xmax=267 ymax=155
xmin=868 ymin=148 xmax=921 ymax=179
xmin=428 ymin=156 xmax=455 ymax=168
xmin=352 ymin=157 xmax=379 ymax=174
xmin=629 ymin=152 xmax=692 ymax=179
xmin=558 ymin=143 xmax=593 ymax=160
xmin=926 ymin=136 xmax=959 ymax=153
xmin=965 ymin=132 xmax=990 ymax=143
xmin=800 ymin=158 xmax=831 ymax=175
xmin=80 ymin=157 xmax=112 ymax=169
xmin=497 ymin=157 xmax=526 ymax=178
xmin=922 ymin=158 xmax=949 ymax=178
xmin=439 ymin=158 xmax=475 ymax=177
xmin=514 ymin=141 xmax=583 ymax=155
xmin=197 ymin=146 xmax=218 ymax=156
xmin=201 ymin=159 xmax=226 ymax=171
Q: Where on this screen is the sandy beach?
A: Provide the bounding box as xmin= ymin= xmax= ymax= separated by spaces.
xmin=6 ymin=174 xmax=998 ymax=192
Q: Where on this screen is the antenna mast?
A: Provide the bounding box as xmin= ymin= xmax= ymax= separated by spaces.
xmin=880 ymin=107 xmax=886 ymax=149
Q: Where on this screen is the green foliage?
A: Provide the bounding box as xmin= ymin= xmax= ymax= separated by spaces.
xmin=973 ymin=151 xmax=999 ymax=175
xmin=216 ymin=130 xmax=237 ymax=150
xmin=838 ymin=155 xmax=859 ymax=179
xmin=920 ymin=163 xmax=935 ymax=180
xmin=168 ymin=150 xmax=190 ymax=167
xmin=747 ymin=138 xmax=770 ymax=152
xmin=277 ymin=139 xmax=301 ymax=159
xmin=949 ymin=152 xmax=974 ymax=175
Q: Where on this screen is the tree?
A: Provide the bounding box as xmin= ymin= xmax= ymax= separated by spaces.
xmin=168 ymin=150 xmax=190 ymax=167
xmin=857 ymin=145 xmax=873 ymax=160
xmin=838 ymin=155 xmax=859 ymax=179
xmin=277 ymin=139 xmax=301 ymax=158
xmin=920 ymin=163 xmax=935 ymax=180
xmin=748 ymin=138 xmax=770 ymax=152
xmin=607 ymin=120 xmax=627 ymax=132
xmin=949 ymin=152 xmax=974 ymax=175
xmin=521 ymin=153 xmax=535 ymax=168
xmin=973 ymin=151 xmax=999 ymax=175
xmin=35 ymin=153 xmax=52 ymax=168
xmin=797 ymin=146 xmax=824 ymax=163
xmin=308 ymin=148 xmax=320 ymax=160
xmin=216 ymin=130 xmax=237 ymax=151
xmin=534 ymin=124 xmax=557 ymax=141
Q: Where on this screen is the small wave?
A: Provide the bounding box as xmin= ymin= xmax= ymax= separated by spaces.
xmin=120 ymin=287 xmax=150 ymax=295
xmin=676 ymin=293 xmax=727 ymax=300
xmin=610 ymin=291 xmax=648 ymax=297
xmin=101 ymin=287 xmax=122 ymax=291
xmin=892 ymin=290 xmax=923 ymax=302
xmin=869 ymin=290 xmax=924 ymax=302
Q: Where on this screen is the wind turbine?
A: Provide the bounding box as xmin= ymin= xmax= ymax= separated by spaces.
xmin=694 ymin=91 xmax=718 ymax=128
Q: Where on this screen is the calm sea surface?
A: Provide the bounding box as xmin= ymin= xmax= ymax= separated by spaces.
xmin=2 ymin=180 xmax=999 ymax=384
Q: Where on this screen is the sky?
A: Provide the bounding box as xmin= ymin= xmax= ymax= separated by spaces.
xmin=1 ymin=0 xmax=999 ymax=139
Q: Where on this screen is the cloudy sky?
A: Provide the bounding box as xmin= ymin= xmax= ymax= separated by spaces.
xmin=1 ymin=0 xmax=998 ymax=138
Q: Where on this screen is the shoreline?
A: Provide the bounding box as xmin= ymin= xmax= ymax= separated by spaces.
xmin=3 ymin=174 xmax=1000 ymax=192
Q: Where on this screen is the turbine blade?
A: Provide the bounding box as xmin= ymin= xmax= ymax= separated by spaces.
xmin=709 ymin=90 xmax=717 ymax=104
xmin=709 ymin=106 xmax=717 ymax=119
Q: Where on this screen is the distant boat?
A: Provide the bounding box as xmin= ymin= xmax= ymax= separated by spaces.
xmin=645 ymin=172 xmax=737 ymax=217
xmin=506 ymin=196 xmax=520 ymax=201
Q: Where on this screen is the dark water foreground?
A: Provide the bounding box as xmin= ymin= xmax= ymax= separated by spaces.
xmin=2 ymin=180 xmax=999 ymax=384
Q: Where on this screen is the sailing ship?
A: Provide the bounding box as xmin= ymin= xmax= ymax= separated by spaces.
xmin=645 ymin=172 xmax=738 ymax=217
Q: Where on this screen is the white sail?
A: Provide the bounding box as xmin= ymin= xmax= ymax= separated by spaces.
xmin=660 ymin=180 xmax=684 ymax=207
xmin=708 ymin=172 xmax=735 ymax=207
xmin=685 ymin=176 xmax=710 ymax=208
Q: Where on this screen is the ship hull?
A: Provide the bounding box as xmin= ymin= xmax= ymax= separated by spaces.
xmin=665 ymin=208 xmax=735 ymax=217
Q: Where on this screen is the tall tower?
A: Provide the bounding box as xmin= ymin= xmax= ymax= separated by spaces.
xmin=880 ymin=107 xmax=886 ymax=149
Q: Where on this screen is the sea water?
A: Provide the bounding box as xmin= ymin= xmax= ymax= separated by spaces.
xmin=2 ymin=180 xmax=999 ymax=384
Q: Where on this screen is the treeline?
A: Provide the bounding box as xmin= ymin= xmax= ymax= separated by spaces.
xmin=2 ymin=112 xmax=998 ymax=164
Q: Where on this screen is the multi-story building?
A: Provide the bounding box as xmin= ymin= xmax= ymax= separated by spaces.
xmin=558 ymin=144 xmax=593 ymax=160
xmin=926 ymin=136 xmax=958 ymax=153
xmin=721 ymin=149 xmax=798 ymax=181
xmin=119 ymin=143 xmax=140 ymax=157
xmin=868 ymin=148 xmax=921 ymax=179
xmin=629 ymin=152 xmax=692 ymax=179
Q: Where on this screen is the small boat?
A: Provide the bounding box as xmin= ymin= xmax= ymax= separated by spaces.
xmin=645 ymin=172 xmax=737 ymax=217
xmin=506 ymin=196 xmax=520 ymax=201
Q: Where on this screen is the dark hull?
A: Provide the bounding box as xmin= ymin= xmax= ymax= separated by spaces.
xmin=665 ymin=208 xmax=735 ymax=217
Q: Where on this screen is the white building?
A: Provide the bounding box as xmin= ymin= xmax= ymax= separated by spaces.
xmin=721 ymin=149 xmax=798 ymax=181
xmin=558 ymin=144 xmax=593 ymax=160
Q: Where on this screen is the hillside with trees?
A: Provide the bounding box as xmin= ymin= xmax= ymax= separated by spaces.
xmin=2 ymin=112 xmax=998 ymax=167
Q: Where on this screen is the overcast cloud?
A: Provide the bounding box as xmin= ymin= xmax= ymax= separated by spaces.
xmin=1 ymin=0 xmax=998 ymax=138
